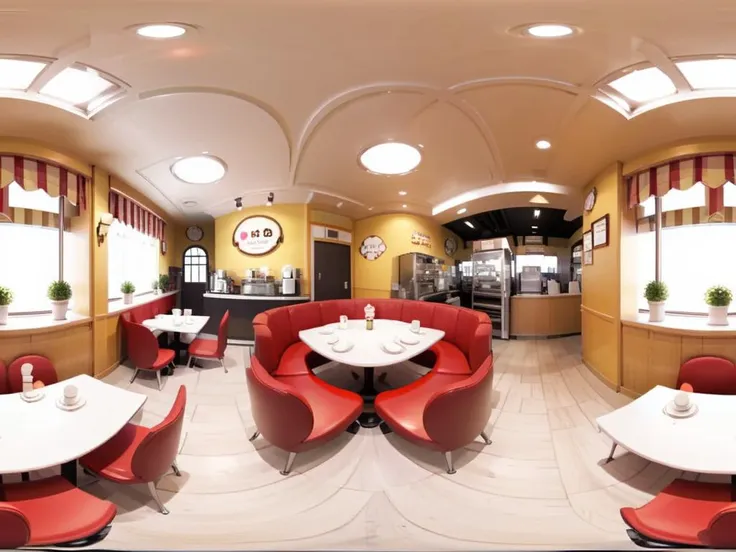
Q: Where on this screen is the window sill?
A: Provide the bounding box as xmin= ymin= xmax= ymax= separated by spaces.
xmin=0 ymin=311 xmax=91 ymax=335
xmin=622 ymin=312 xmax=736 ymax=336
xmin=106 ymin=290 xmax=179 ymax=316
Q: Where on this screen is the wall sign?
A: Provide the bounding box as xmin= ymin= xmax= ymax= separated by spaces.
xmin=359 ymin=235 xmax=387 ymax=260
xmin=444 ymin=237 xmax=457 ymax=257
xmin=584 ymin=187 xmax=597 ymax=212
xmin=232 ymin=215 xmax=283 ymax=256
xmin=411 ymin=231 xmax=431 ymax=248
xmin=524 ymin=235 xmax=544 ymax=245
xmin=592 ymin=214 xmax=609 ymax=248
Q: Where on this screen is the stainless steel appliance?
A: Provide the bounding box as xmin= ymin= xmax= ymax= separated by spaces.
xmin=519 ymin=266 xmax=542 ymax=294
xmin=212 ymin=269 xmax=229 ymax=293
xmin=391 ymin=253 xmax=449 ymax=301
xmin=472 ymin=248 xmax=512 ymax=339
xmin=281 ymin=265 xmax=299 ymax=295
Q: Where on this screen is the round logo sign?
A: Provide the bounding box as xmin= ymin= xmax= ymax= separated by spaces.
xmin=360 ymin=235 xmax=387 ymax=261
xmin=232 ymin=215 xmax=283 ymax=256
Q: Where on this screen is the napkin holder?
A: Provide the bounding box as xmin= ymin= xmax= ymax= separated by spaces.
xmin=364 ymin=304 xmax=375 ymax=330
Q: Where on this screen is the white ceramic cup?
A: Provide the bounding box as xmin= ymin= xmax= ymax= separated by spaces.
xmin=339 ymin=315 xmax=348 ymax=329
xmin=172 ymin=309 xmax=182 ymax=316
xmin=673 ymin=391 xmax=690 ymax=411
xmin=64 ymin=384 xmax=79 ymax=405
xmin=411 ymin=319 xmax=421 ymax=333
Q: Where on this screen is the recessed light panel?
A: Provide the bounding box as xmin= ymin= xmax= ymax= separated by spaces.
xmin=360 ymin=142 xmax=421 ymax=175
xmin=402 ymin=204 xmax=407 ymax=208
xmin=464 ymin=221 xmax=474 ymax=228
xmin=608 ymin=67 xmax=676 ymax=103
xmin=171 ymin=155 xmax=227 ymax=184
xmin=40 ymin=67 xmax=114 ymax=105
xmin=527 ymin=24 xmax=575 ymax=38
xmin=398 ymin=191 xmax=407 ymax=196
xmin=533 ymin=209 xmax=541 ymax=218
xmin=0 ymin=58 xmax=47 ymax=90
xmin=676 ymin=59 xmax=736 ymax=90
xmin=536 ymin=140 xmax=551 ymax=150
xmin=136 ymin=24 xmax=187 ymax=39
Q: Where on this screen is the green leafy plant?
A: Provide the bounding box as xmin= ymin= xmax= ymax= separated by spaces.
xmin=0 ymin=286 xmax=13 ymax=306
xmin=158 ymin=273 xmax=170 ymax=291
xmin=121 ymin=281 xmax=136 ymax=294
xmin=644 ymin=281 xmax=668 ymax=303
xmin=48 ymin=280 xmax=72 ymax=302
xmin=705 ymin=285 xmax=733 ymax=307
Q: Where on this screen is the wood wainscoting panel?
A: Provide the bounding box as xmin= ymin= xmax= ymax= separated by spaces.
xmin=648 ymin=332 xmax=681 ymax=391
xmin=680 ymin=336 xmax=703 ymax=364
xmin=700 ymin=337 xmax=736 ymax=364
xmin=621 ymin=325 xmax=649 ymax=394
xmin=511 ymin=295 xmax=580 ymax=337
xmin=582 ymin=308 xmax=617 ymax=386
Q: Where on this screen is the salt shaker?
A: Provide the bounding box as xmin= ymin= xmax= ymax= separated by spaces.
xmin=20 ymin=363 xmax=34 ymax=396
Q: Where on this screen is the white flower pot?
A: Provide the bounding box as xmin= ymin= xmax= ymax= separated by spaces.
xmin=708 ymin=305 xmax=729 ymax=326
xmin=50 ymin=300 xmax=69 ymax=321
xmin=123 ymin=293 xmax=134 ymax=305
xmin=154 ymin=289 xmax=160 ymax=295
xmin=0 ymin=305 xmax=8 ymax=325
xmin=648 ymin=301 xmax=666 ymax=323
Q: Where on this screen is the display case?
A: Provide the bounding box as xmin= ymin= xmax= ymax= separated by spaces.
xmin=392 ymin=253 xmax=450 ymax=300
xmin=471 ymin=249 xmax=512 ymax=339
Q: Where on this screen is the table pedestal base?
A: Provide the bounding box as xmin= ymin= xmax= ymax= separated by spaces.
xmin=61 ymin=460 xmax=77 ymax=486
xmin=357 ymin=367 xmax=383 ymax=428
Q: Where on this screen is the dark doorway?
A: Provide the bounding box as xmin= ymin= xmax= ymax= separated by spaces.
xmin=314 ymin=241 xmax=351 ymax=301
xmin=182 ymin=246 xmax=209 ymax=314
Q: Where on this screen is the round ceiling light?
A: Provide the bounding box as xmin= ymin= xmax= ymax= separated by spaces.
xmin=527 ymin=24 xmax=575 ymax=38
xmin=171 ymin=155 xmax=226 ymax=184
xmin=136 ymin=24 xmax=188 ymax=39
xmin=359 ymin=142 xmax=421 ymax=176
xmin=536 ymin=139 xmax=552 ymax=150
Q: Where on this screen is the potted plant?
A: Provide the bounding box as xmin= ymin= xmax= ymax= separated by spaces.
xmin=644 ymin=281 xmax=668 ymax=323
xmin=0 ymin=285 xmax=12 ymax=325
xmin=705 ymin=285 xmax=733 ymax=326
xmin=48 ymin=280 xmax=72 ymax=321
xmin=158 ymin=274 xmax=170 ymax=293
xmin=121 ymin=281 xmax=135 ymax=305
xmin=152 ymin=280 xmax=160 ymax=295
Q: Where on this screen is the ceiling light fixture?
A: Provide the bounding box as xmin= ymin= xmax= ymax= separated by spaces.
xmin=535 ymin=140 xmax=551 ymax=150
xmin=457 ymin=208 xmax=467 ymax=215
xmin=608 ymin=67 xmax=676 ymax=103
xmin=0 ymin=58 xmax=47 ymax=90
xmin=530 ymin=194 xmax=549 ymax=204
xmin=182 ymin=200 xmax=198 ymax=207
xmin=398 ymin=191 xmax=407 ymax=196
xmin=464 ymin=221 xmax=474 ymax=228
xmin=359 ymin=142 xmax=421 ymax=175
xmin=170 ymin=155 xmax=226 ymax=185
xmin=527 ymin=24 xmax=575 ymax=38
xmin=40 ymin=67 xmax=115 ymax=105
xmin=533 ymin=209 xmax=541 ymax=218
xmin=532 ymin=225 xmax=538 ymax=229
xmin=336 ymin=201 xmax=344 ymax=208
xmin=402 ymin=204 xmax=407 ymax=208
xmin=135 ymin=24 xmax=188 ymax=39
xmin=235 ymin=197 xmax=242 ymax=211
xmin=676 ymin=58 xmax=736 ymax=89
xmin=266 ymin=192 xmax=274 ymax=207
xmin=367 ymin=207 xmax=374 ymax=211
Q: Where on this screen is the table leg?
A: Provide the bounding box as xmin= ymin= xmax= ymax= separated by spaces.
xmin=357 ymin=367 xmax=382 ymax=428
xmin=61 ymin=460 xmax=77 ymax=486
xmin=163 ymin=333 xmax=183 ymax=376
xmin=605 ymin=442 xmax=617 ymax=464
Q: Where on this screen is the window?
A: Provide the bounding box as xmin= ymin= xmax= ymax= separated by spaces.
xmin=107 ymin=220 xmax=159 ymax=300
xmin=183 ymin=247 xmax=208 ymax=283
xmin=516 ymin=254 xmax=559 ymax=274
xmin=639 ymin=182 xmax=706 ymax=217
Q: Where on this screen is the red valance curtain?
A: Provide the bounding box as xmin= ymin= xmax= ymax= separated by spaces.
xmin=108 ymin=188 xmax=166 ymax=241
xmin=627 ymin=153 xmax=736 ymax=215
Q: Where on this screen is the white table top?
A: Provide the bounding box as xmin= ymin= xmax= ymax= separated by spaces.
xmin=597 ymin=385 xmax=736 ymax=475
xmin=143 ymin=314 xmax=209 ymax=334
xmin=299 ymin=319 xmax=444 ymax=368
xmin=0 ymin=375 xmax=147 ymax=474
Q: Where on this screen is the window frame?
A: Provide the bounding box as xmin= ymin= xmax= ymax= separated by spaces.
xmin=182 ymin=245 xmax=209 ymax=284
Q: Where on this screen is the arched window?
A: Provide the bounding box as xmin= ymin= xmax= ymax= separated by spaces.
xmin=183 ymin=247 xmax=208 ymax=283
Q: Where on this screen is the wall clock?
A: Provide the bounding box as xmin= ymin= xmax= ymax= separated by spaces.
xmin=584 ymin=187 xmax=597 ymax=212
xmin=186 ymin=225 xmax=204 ymax=242
xmin=444 ymin=237 xmax=457 ymax=257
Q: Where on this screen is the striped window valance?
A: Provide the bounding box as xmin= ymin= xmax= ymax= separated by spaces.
xmin=0 ymin=155 xmax=88 ymax=223
xmin=627 ymin=153 xmax=736 ymax=215
xmin=109 ymin=188 xmax=165 ymax=241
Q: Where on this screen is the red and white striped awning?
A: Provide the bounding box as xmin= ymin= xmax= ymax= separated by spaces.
xmin=109 ymin=188 xmax=166 ymax=241
xmin=627 ymin=153 xmax=736 ymax=214
xmin=0 ymin=155 xmax=88 ymax=221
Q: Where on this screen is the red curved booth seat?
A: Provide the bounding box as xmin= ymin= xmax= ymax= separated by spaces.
xmin=251 ymin=299 xmax=493 ymax=474
xmin=676 ymin=356 xmax=736 ymax=395
xmin=0 ymin=360 xmax=7 ymax=395
xmin=0 ymin=476 xmax=116 ymax=548
xmin=621 ymin=479 xmax=736 ymax=548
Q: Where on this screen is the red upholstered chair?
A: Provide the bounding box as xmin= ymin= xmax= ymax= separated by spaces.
xmin=80 ymin=386 xmax=186 ymax=515
xmin=187 ymin=310 xmax=230 ymax=372
xmin=0 ymin=360 xmax=8 ymax=395
xmin=676 ymin=356 xmax=736 ymax=394
xmin=125 ymin=321 xmax=175 ymax=390
xmin=621 ymin=479 xmax=736 ymax=548
xmin=246 ymin=357 xmax=363 ymax=474
xmin=7 ymin=355 xmax=58 ymax=393
xmin=0 ymin=476 xmax=116 ymax=548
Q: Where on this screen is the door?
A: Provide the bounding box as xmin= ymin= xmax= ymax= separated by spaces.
xmin=182 ymin=246 xmax=209 ymax=314
xmin=314 ymin=241 xmax=351 ymax=301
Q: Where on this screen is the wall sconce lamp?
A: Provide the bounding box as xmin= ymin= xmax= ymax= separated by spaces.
xmin=97 ymin=212 xmax=113 ymax=246
xmin=266 ymin=192 xmax=274 ymax=207
xmin=235 ymin=197 xmax=243 ymax=211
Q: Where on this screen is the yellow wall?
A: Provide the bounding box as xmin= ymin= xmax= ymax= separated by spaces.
xmin=353 ymin=213 xmax=468 ymax=298
xmin=172 ymin=220 xmax=216 ymax=270
xmin=310 ymin=209 xmax=353 ymax=230
xmin=215 ymin=203 xmax=310 ymax=290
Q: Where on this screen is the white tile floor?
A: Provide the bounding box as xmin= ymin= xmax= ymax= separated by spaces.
xmin=28 ymin=337 xmax=720 ymax=550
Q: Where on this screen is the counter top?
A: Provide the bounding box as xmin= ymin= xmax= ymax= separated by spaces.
xmin=512 ymin=293 xmax=581 ymax=299
xmin=204 ymin=293 xmax=310 ymax=301
xmin=622 ymin=312 xmax=736 ymax=336
xmin=0 ymin=311 xmax=92 ymax=335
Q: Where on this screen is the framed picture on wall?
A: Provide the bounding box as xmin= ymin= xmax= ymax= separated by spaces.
xmin=583 ymin=230 xmax=593 ymax=252
xmin=592 ymin=214 xmax=609 ymax=248
xmin=583 ymin=249 xmax=593 ymax=265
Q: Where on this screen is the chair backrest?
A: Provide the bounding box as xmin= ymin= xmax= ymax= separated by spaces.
xmin=131 ymin=385 xmax=187 ymax=482
xmin=0 ymin=360 xmax=7 ymax=395
xmin=703 ymin=505 xmax=736 ymax=548
xmin=423 ymin=354 xmax=495 ymax=451
xmin=245 ymin=358 xmax=314 ymax=450
xmin=216 ymin=310 xmax=230 ymax=357
xmin=0 ymin=505 xmax=30 ymax=548
xmin=125 ymin=322 xmax=160 ymax=369
xmin=7 ymin=355 xmax=58 ymax=394
xmin=677 ymin=356 xmax=736 ymax=395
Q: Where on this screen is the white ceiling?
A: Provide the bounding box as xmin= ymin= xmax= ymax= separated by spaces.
xmin=2 ymin=0 xmax=736 ymax=223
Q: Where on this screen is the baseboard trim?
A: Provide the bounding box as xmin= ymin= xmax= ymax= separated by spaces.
xmin=95 ymin=361 xmax=120 ymax=380
xmin=582 ymin=359 xmax=619 ymax=392
xmin=619 ymin=386 xmax=642 ymax=399
xmin=510 ymin=333 xmax=581 ymax=340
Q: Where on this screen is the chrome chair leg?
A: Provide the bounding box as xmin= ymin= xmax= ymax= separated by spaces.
xmin=156 ymin=370 xmax=163 ymax=391
xmin=187 ymin=356 xmax=195 ymax=368
xmin=444 ymin=451 xmax=456 ymax=475
xmin=249 ymin=430 xmax=260 ymax=442
xmin=171 ymin=461 xmax=181 ymax=477
xmin=480 ymin=431 xmax=492 ymax=445
xmin=129 ymin=368 xmax=139 ymax=384
xmin=220 ymin=357 xmax=228 ymax=373
xmin=148 ymin=481 xmax=169 ymax=515
xmin=281 ymin=452 xmax=297 ymax=475
xmin=605 ymin=442 xmax=618 ymax=463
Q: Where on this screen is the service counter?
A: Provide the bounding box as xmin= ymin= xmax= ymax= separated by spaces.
xmin=510 ymin=293 xmax=582 ymax=338
xmin=203 ymin=293 xmax=310 ymax=341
